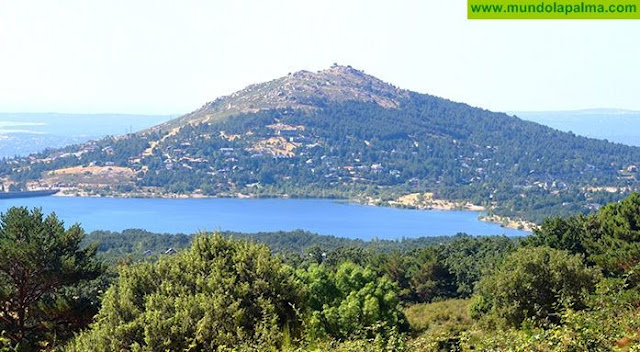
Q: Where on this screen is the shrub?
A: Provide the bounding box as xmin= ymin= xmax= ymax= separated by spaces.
xmin=470 ymin=246 xmax=601 ymax=328
xmin=65 ymin=233 xmax=305 ymax=351
xmin=299 ymin=262 xmax=407 ymax=340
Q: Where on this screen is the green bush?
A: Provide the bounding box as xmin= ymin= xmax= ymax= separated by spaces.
xmin=65 ymin=233 xmax=305 ymax=351
xmin=462 ymin=290 xmax=640 ymax=351
xmin=527 ymin=192 xmax=640 ymax=278
xmin=278 ymin=327 xmax=407 ymax=352
xmin=299 ymin=262 xmax=406 ymax=340
xmin=405 ymin=299 xmax=472 ymax=352
xmin=471 ymin=246 xmax=601 ymax=328
xmin=405 ymin=299 xmax=471 ymax=333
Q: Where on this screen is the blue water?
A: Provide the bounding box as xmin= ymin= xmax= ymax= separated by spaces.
xmin=0 ymin=197 xmax=529 ymax=239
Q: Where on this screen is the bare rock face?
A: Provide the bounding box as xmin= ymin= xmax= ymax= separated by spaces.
xmin=152 ymin=65 xmax=409 ymax=131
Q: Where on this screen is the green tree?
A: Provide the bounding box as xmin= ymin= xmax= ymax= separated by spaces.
xmin=373 ymin=251 xmax=412 ymax=301
xmin=471 ymin=246 xmax=601 ymax=328
xmin=589 ymin=192 xmax=640 ymax=277
xmin=299 ymin=262 xmax=406 ymax=340
xmin=526 ymin=192 xmax=640 ymax=278
xmin=65 ymin=234 xmax=305 ymax=352
xmin=525 ymin=215 xmax=591 ymax=257
xmin=0 ymin=207 xmax=101 ymax=351
xmin=463 ymin=277 xmax=640 ymax=351
xmin=439 ymin=235 xmax=516 ymax=297
xmin=407 ymin=248 xmax=455 ymax=303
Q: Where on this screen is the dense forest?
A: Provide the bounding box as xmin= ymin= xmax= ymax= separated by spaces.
xmin=84 ymin=228 xmax=466 ymax=262
xmin=2 ymin=67 xmax=639 ymax=224
xmin=2 ymin=193 xmax=640 ymax=351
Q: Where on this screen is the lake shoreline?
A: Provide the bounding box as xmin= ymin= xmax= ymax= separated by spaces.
xmin=2 ymin=193 xmax=529 ymax=237
xmin=51 ymin=188 xmax=534 ymax=233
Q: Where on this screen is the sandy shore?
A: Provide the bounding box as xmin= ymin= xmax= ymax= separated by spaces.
xmin=478 ymin=214 xmax=537 ymax=232
xmin=371 ymin=192 xmax=485 ymax=211
xmin=364 ymin=192 xmax=535 ymax=232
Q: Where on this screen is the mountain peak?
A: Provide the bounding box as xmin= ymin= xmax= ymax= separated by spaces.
xmin=158 ymin=65 xmax=409 ymax=130
xmin=289 ymin=64 xmax=365 ymax=79
xmin=281 ymin=64 xmax=407 ymax=104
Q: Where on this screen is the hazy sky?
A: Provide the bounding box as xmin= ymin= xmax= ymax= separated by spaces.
xmin=0 ymin=0 xmax=638 ymax=114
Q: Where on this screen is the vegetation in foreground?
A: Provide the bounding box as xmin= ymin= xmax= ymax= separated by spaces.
xmin=2 ymin=193 xmax=640 ymax=350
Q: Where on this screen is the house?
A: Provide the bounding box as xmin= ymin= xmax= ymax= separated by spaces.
xmin=102 ymin=146 xmax=115 ymax=155
xmin=83 ymin=144 xmax=99 ymax=152
xmin=277 ymin=130 xmax=297 ymax=137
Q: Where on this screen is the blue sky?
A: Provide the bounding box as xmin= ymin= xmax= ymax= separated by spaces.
xmin=0 ymin=0 xmax=638 ymax=114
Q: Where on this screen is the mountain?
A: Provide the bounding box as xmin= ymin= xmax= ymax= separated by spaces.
xmin=154 ymin=65 xmax=409 ymax=131
xmin=0 ymin=113 xmax=174 ymax=158
xmin=1 ymin=65 xmax=639 ymax=223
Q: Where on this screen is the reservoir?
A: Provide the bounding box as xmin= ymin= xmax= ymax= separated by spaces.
xmin=0 ymin=196 xmax=529 ymax=239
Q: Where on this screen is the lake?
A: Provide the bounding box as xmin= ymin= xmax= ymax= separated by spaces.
xmin=0 ymin=196 xmax=529 ymax=239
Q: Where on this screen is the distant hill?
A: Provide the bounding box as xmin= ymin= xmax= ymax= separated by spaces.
xmin=2 ymin=66 xmax=639 ymax=223
xmin=0 ymin=113 xmax=173 ymax=158
xmin=516 ymin=109 xmax=640 ymax=147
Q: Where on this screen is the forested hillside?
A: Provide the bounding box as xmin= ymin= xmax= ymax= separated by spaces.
xmin=84 ymin=228 xmax=462 ymax=262
xmin=2 ymin=66 xmax=639 ymax=223
xmin=2 ymin=194 xmax=640 ymax=351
